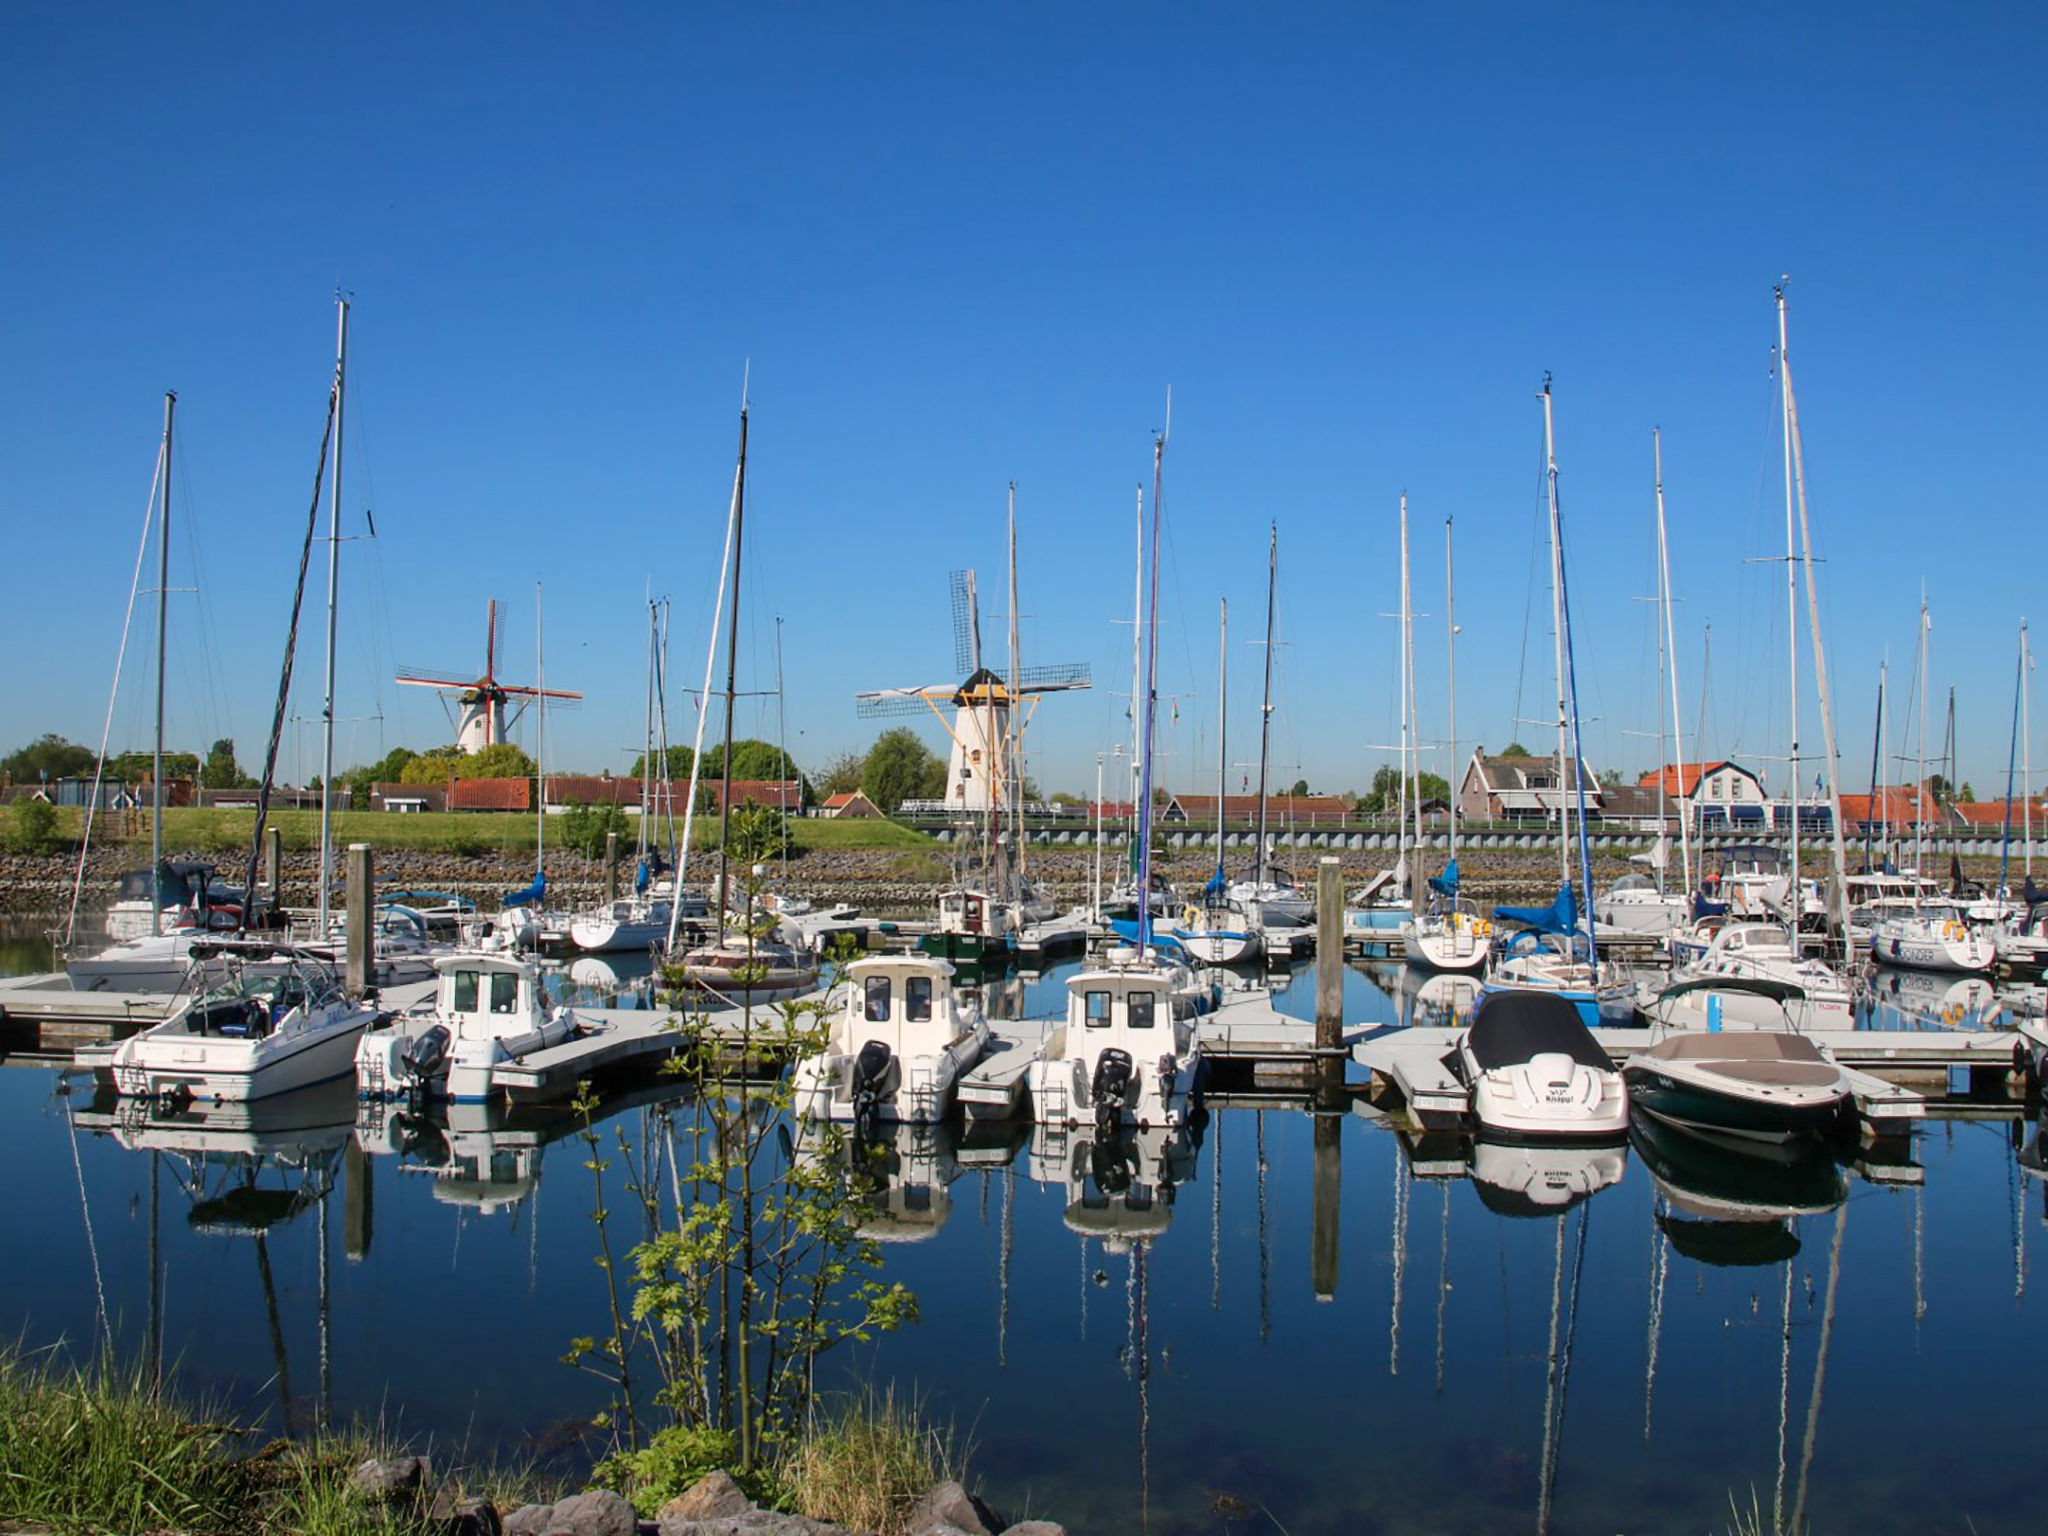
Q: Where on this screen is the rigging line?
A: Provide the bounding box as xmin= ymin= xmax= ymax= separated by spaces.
xmin=66 ymin=435 xmax=166 ymax=950
xmin=167 ymin=432 xmax=234 ymax=755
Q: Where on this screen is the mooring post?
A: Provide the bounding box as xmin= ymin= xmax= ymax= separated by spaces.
xmin=604 ymin=829 xmax=620 ymax=903
xmin=264 ymin=825 xmax=283 ymax=900
xmin=343 ymin=1135 xmax=372 ymax=1261
xmin=346 ymin=843 xmax=372 ymax=995
xmin=1311 ymin=1108 xmax=1341 ymax=1301
xmin=1315 ymin=856 xmax=1343 ymax=1053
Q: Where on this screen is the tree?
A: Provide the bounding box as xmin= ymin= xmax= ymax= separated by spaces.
xmin=1598 ymin=768 xmax=1622 ymax=788
xmin=103 ymin=749 xmax=200 ymax=783
xmin=1500 ymin=742 xmax=1533 ymax=759
xmin=860 ymin=728 xmax=945 ymax=814
xmin=2 ymin=734 xmax=95 ymax=783
xmin=814 ymin=750 xmax=865 ymax=798
xmin=458 ymin=743 xmax=538 ymax=779
xmin=399 ymin=749 xmax=465 ymax=786
xmin=1286 ymin=777 xmax=1310 ymax=797
xmin=628 ymin=745 xmax=696 ymax=783
xmin=1 ymin=798 xmax=61 ymax=854
xmin=199 ymin=738 xmax=257 ymax=790
xmin=560 ymin=801 xmax=633 ymax=858
xmin=1357 ymin=764 xmax=1450 ymax=817
xmin=341 ymin=746 xmax=420 ymax=807
xmin=724 ymin=801 xmax=789 ymax=863
xmin=1960 ymin=782 xmax=1977 ymax=804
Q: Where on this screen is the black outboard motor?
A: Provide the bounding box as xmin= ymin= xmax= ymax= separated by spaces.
xmin=403 ymin=1024 xmax=452 ymax=1086
xmin=1089 ymin=1130 xmax=1138 ymax=1197
xmin=851 ymin=1039 xmax=893 ymax=1135
xmin=1091 ymin=1048 xmax=1135 ymax=1135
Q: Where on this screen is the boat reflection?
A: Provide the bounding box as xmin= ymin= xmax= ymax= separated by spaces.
xmin=1867 ymin=966 xmax=2002 ymax=1031
xmin=794 ymin=1117 xmax=1030 ymax=1243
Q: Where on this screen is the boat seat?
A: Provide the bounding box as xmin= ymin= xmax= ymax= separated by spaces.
xmin=1643 ymin=1032 xmax=1825 ymax=1064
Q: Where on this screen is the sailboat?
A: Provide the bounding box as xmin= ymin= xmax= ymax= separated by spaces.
xmin=1229 ymin=526 xmax=1312 ymax=930
xmin=1024 ymin=413 xmax=1205 ymax=1128
xmin=1166 ymin=598 xmax=1264 ymax=966
xmin=1480 ymin=381 xmax=1633 ymax=1026
xmin=1596 ymin=431 xmax=1693 ymax=940
xmin=1404 ymin=508 xmax=1491 ymax=973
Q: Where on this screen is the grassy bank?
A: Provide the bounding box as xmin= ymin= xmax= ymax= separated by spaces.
xmin=0 ymin=1349 xmax=966 ymax=1536
xmin=20 ymin=806 xmax=936 ymax=858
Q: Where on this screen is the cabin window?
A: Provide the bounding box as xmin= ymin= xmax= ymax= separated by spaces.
xmin=490 ymin=972 xmax=518 ymax=1014
xmin=864 ymin=975 xmax=892 ymax=1022
xmin=453 ymin=970 xmax=481 ymax=1011
xmin=1084 ymin=990 xmax=1113 ymax=1028
xmin=1127 ymin=990 xmax=1157 ymax=1029
xmin=906 ymin=976 xmax=933 ymax=1022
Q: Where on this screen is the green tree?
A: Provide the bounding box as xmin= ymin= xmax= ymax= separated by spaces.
xmin=725 ymin=801 xmax=789 ymax=863
xmin=1286 ymin=777 xmax=1310 ymax=796
xmin=628 ymin=745 xmax=696 ymax=783
xmin=457 ymin=742 xmax=538 ymax=779
xmin=815 ymin=750 xmax=865 ymax=797
xmin=399 ymin=749 xmax=464 ymax=786
xmin=560 ymin=801 xmax=634 ymax=858
xmin=2 ymin=734 xmax=95 ymax=783
xmin=340 ymin=746 xmax=420 ymax=807
xmin=103 ymin=750 xmax=200 ymax=783
xmin=1358 ymin=764 xmax=1450 ymax=816
xmin=1 ymin=798 xmax=61 ymax=854
xmin=199 ymin=738 xmax=257 ymax=790
xmin=1960 ymin=782 xmax=1977 ymax=803
xmin=860 ymin=728 xmax=945 ymax=813
xmin=1500 ymin=742 xmax=1533 ymax=758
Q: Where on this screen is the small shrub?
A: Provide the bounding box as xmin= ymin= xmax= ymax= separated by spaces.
xmin=782 ymin=1387 xmax=962 ymax=1536
xmin=594 ymin=1424 xmax=783 ymax=1516
xmin=2 ymin=797 xmax=61 ymax=854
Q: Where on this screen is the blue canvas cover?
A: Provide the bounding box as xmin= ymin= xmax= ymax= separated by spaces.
xmin=1493 ymin=882 xmax=1577 ymax=936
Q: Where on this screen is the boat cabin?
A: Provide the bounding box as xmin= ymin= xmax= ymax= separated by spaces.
xmin=1062 ymin=952 xmax=1198 ymax=1055
xmin=839 ymin=954 xmax=968 ymax=1055
xmin=434 ymin=953 xmax=548 ymax=1041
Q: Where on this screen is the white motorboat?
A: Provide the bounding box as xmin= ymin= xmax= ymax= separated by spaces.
xmin=1593 ymin=872 xmax=1689 ymax=939
xmin=1622 ymin=1030 xmax=1852 ymax=1144
xmin=1452 ymin=991 xmax=1628 ymax=1141
xmin=1868 ymin=904 xmax=1997 ymax=974
xmin=1636 ymin=972 xmax=1842 ymax=1037
xmin=355 ymin=946 xmax=582 ymax=1103
xmin=1467 ymin=1136 xmax=1629 ymax=1215
xmin=1025 ymin=945 xmax=1204 ymax=1128
xmin=95 ymin=941 xmax=379 ymax=1103
xmin=1676 ymin=921 xmax=1856 ymax=1025
xmin=792 ymin=952 xmax=989 ymax=1125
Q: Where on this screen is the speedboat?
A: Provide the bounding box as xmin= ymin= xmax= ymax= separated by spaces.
xmin=1675 ymin=921 xmax=1856 ymax=1025
xmin=355 ymin=945 xmax=582 ymax=1103
xmin=791 ymin=952 xmax=989 ymax=1125
xmin=93 ymin=941 xmax=379 ymax=1103
xmin=1622 ymin=1030 xmax=1851 ymax=1144
xmin=920 ymin=886 xmax=1019 ymax=964
xmin=1452 ymin=990 xmax=1628 ymax=1141
xmin=1024 ymin=945 xmax=1204 ymax=1129
xmin=673 ymin=930 xmax=820 ymax=1005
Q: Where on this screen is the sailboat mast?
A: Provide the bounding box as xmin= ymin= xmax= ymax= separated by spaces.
xmin=1130 ymin=482 xmax=1144 ymax=861
xmin=151 ymin=391 xmax=175 ymax=930
xmin=1655 ymin=430 xmax=1692 ymax=897
xmin=1541 ymin=382 xmax=1571 ymax=891
xmin=1135 ymin=400 xmax=1169 ymax=951
xmin=1213 ymin=599 xmax=1228 ymax=881
xmin=1007 ymin=483 xmax=1024 ymax=894
xmin=775 ymin=613 xmax=788 ymax=885
xmin=1445 ymin=517 xmax=1458 ymax=866
xmin=316 ymin=297 xmax=348 ymax=940
xmin=1917 ymin=598 xmax=1930 ymax=874
xmin=1866 ymin=665 xmax=1887 ymax=872
xmin=715 ymin=403 xmax=749 ymax=923
xmin=535 ymin=583 xmax=547 ymax=871
xmin=1401 ymin=496 xmax=1422 ymax=895
xmin=2025 ymin=621 xmax=2034 ymax=880
xmin=2004 ymin=639 xmax=2023 ymax=899
xmin=1253 ymin=524 xmax=1277 ymax=888
xmin=1777 ymin=290 xmax=1801 ymax=939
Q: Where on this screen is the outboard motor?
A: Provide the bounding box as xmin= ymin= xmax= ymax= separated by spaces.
xmin=402 ymin=1024 xmax=452 ymax=1088
xmin=1089 ymin=1130 xmax=1138 ymax=1197
xmin=851 ymin=1039 xmax=893 ymax=1135
xmin=1091 ymin=1047 xmax=1135 ymax=1134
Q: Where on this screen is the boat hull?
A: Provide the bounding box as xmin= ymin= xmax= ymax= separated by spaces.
xmin=1623 ymin=1065 xmax=1847 ymax=1143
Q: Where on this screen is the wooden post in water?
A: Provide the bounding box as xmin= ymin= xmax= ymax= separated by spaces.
xmin=343 ymin=1136 xmax=372 ymax=1261
xmin=345 ymin=843 xmax=372 ymax=995
xmin=1312 ymin=1109 xmax=1341 ymax=1302
xmin=1315 ymin=856 xmax=1343 ymax=1053
xmin=604 ymin=829 xmax=620 ymax=903
xmin=264 ymin=826 xmax=283 ymax=900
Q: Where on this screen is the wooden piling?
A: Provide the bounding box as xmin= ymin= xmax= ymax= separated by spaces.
xmin=343 ymin=1136 xmax=372 ymax=1261
xmin=1315 ymin=856 xmax=1343 ymax=1053
xmin=345 ymin=843 xmax=372 ymax=995
xmin=1311 ymin=1110 xmax=1341 ymax=1302
xmin=604 ymin=830 xmax=620 ymax=903
xmin=264 ymin=826 xmax=283 ymax=898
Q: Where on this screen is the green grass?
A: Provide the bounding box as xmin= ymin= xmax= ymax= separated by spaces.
xmin=780 ymin=1387 xmax=966 ymax=1536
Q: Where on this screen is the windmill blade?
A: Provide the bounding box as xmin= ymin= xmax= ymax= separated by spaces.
xmin=485 ymin=599 xmax=501 ymax=683
xmin=395 ymin=669 xmax=483 ymax=690
xmin=1015 ymin=662 xmax=1091 ymax=693
xmin=949 ymin=569 xmax=980 ymax=677
xmin=500 ymin=684 xmax=585 ymax=702
xmin=857 ymin=685 xmax=953 ymax=720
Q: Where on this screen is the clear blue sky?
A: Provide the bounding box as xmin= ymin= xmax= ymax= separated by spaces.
xmin=4 ymin=3 xmax=2043 ymax=804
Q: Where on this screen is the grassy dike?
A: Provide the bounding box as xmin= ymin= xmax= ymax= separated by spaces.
xmin=0 ymin=1349 xmax=962 ymax=1536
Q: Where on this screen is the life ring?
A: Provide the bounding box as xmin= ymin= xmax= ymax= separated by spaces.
xmin=1473 ymin=919 xmax=1492 ymax=937
xmin=1182 ymin=904 xmax=1203 ymax=929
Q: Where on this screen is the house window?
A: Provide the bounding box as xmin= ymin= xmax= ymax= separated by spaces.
xmin=453 ymin=971 xmax=481 ymax=1011
xmin=1128 ymin=991 xmax=1156 ymax=1029
xmin=864 ymin=976 xmax=891 ymax=1022
xmin=1084 ymin=991 xmax=1113 ymax=1028
xmin=906 ymin=976 xmax=933 ymax=1022
xmin=490 ymin=972 xmax=518 ymax=1014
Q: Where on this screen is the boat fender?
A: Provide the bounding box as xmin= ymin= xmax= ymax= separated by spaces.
xmin=1156 ymin=1052 xmax=1178 ymax=1098
xmin=1182 ymin=905 xmax=1203 ymax=929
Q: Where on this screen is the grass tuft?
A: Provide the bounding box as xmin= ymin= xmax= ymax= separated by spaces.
xmin=781 ymin=1385 xmax=965 ymax=1536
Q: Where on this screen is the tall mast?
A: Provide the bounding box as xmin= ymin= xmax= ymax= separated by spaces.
xmin=1655 ymin=430 xmax=1692 ymax=897
xmin=2004 ymin=640 xmax=2023 ymax=900
xmin=1541 ymin=381 xmax=1571 ymax=891
xmin=715 ymin=401 xmax=749 ymax=924
xmin=535 ymin=583 xmax=547 ymax=871
xmin=316 ymin=297 xmax=348 ymax=940
xmin=1866 ymin=665 xmax=1887 ymax=871
xmin=2026 ymin=621 xmax=2035 ymax=881
xmin=1007 ymin=482 xmax=1024 ymax=896
xmin=1130 ymin=482 xmax=1145 ymax=864
xmin=1213 ymin=598 xmax=1228 ymax=883
xmin=1400 ymin=495 xmax=1421 ymax=896
xmin=151 ymin=391 xmax=175 ymax=931
xmin=775 ymin=613 xmax=789 ymax=885
xmin=1135 ymin=396 xmax=1169 ymax=951
xmin=641 ymin=600 xmax=658 ymax=866
xmin=1252 ymin=524 xmax=1277 ymax=888
xmin=1776 ymin=289 xmax=1801 ymax=941
xmin=1445 ymin=516 xmax=1459 ymax=866
xmin=1917 ymin=597 xmax=1930 ymax=874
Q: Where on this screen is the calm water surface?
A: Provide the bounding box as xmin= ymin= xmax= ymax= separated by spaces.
xmin=3 ymin=923 xmax=2045 ymax=1534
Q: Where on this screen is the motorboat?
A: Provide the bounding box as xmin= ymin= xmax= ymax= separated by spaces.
xmin=1452 ymin=990 xmax=1628 ymax=1141
xmin=1024 ymin=945 xmax=1204 ymax=1128
xmin=1593 ymin=872 xmax=1690 ymax=940
xmin=672 ymin=929 xmax=820 ymax=1006
xmin=1868 ymin=904 xmax=1997 ymax=974
xmin=1466 ymin=1135 xmax=1628 ymax=1215
xmin=1636 ymin=972 xmax=1842 ymax=1037
xmin=1622 ymin=1031 xmax=1851 ymax=1144
xmin=355 ymin=945 xmax=583 ymax=1104
xmin=791 ymin=952 xmax=989 ymax=1125
xmin=93 ymin=941 xmax=379 ymax=1103
xmin=920 ymin=886 xmax=1019 ymax=965
xmin=1674 ymin=921 xmax=1856 ymax=1025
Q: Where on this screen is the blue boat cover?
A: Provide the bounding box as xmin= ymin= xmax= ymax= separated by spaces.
xmin=1109 ymin=916 xmax=1189 ymax=958
xmin=635 ymin=858 xmax=650 ymax=894
xmin=503 ymin=869 xmax=546 ymax=909
xmin=1493 ymin=882 xmax=1577 ymax=936
xmin=1429 ymin=859 xmax=1460 ymax=900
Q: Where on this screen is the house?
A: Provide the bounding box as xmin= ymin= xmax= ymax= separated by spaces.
xmin=542 ymin=774 xmax=644 ymax=813
xmin=1597 ymin=783 xmax=1682 ymax=833
xmin=1164 ymin=794 xmax=1353 ymax=827
xmin=819 ymin=790 xmax=884 ymax=819
xmin=371 ymin=781 xmax=448 ymax=813
xmin=1459 ymin=748 xmax=1603 ymax=825
xmin=1837 ymin=783 xmax=1959 ymax=835
xmin=450 ymin=777 xmax=533 ymax=813
xmin=1638 ymin=760 xmax=1770 ymax=831
xmin=700 ymin=779 xmax=804 ymax=813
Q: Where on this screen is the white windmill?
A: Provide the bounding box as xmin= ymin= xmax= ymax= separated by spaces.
xmin=396 ymin=599 xmax=581 ymax=753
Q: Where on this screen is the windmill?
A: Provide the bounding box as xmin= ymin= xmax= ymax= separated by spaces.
xmin=396 ymin=599 xmax=582 ymax=753
xmin=857 ymin=568 xmax=1089 ymax=815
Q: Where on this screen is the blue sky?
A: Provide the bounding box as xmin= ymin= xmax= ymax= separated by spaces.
xmin=4 ymin=3 xmax=2043 ymax=803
